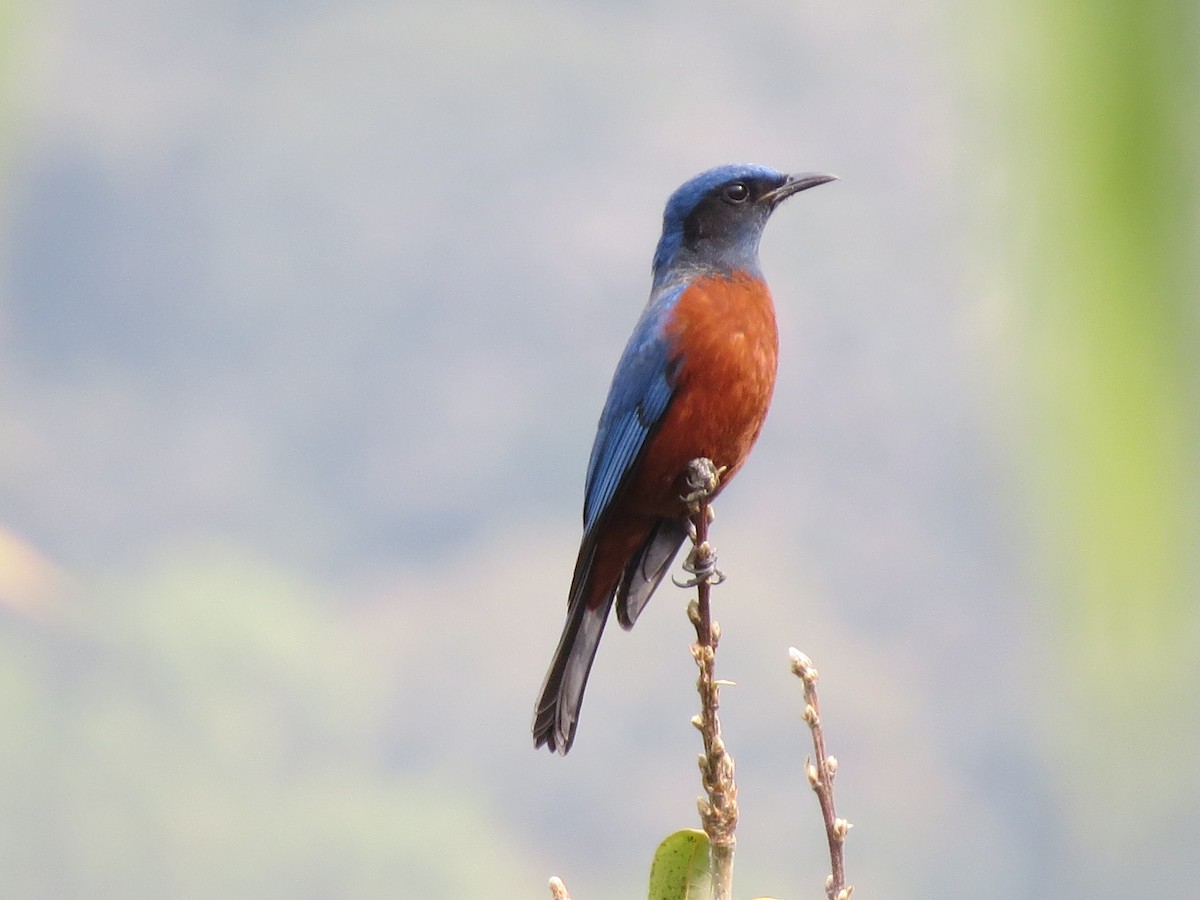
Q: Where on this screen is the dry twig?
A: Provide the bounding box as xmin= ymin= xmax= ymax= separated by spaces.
xmin=680 ymin=458 xmax=737 ymax=900
xmin=789 ymin=647 xmax=854 ymax=900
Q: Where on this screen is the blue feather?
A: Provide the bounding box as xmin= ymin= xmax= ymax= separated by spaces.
xmin=581 ymin=281 xmax=687 ymax=533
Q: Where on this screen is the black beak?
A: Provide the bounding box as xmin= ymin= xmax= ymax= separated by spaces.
xmin=761 ymin=172 xmax=839 ymax=206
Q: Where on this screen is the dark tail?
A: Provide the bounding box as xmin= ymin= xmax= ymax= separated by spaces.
xmin=532 ymin=592 xmax=612 ymax=755
xmin=614 ymin=518 xmax=688 ymax=629
xmin=533 ymin=516 xmax=687 ymax=754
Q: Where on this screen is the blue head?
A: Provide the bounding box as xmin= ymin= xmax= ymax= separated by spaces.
xmin=651 ymin=164 xmax=836 ymax=287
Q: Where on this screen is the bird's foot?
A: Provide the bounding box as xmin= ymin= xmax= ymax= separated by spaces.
xmin=674 ymin=540 xmax=726 ymax=588
xmin=681 ymin=458 xmax=726 ymax=511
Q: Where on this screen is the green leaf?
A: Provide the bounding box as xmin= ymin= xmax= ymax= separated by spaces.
xmin=647 ymin=829 xmax=711 ymax=900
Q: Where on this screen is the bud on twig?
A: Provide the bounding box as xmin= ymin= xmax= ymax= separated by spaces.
xmin=791 ymin=648 xmax=853 ymax=900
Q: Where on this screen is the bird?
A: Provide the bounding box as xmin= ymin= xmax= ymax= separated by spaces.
xmin=533 ymin=163 xmax=836 ymax=755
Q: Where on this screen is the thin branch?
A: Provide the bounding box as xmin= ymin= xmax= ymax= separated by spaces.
xmin=789 ymin=647 xmax=854 ymax=900
xmin=680 ymin=457 xmax=737 ymax=900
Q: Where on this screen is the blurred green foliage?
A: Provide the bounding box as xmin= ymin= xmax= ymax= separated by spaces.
xmin=0 ymin=0 xmax=17 ymax=173
xmin=0 ymin=549 xmax=532 ymax=897
xmin=1011 ymin=0 xmax=1198 ymax=693
xmin=994 ymin=0 xmax=1199 ymax=892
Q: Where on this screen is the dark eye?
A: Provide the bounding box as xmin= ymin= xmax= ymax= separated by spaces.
xmin=723 ymin=182 xmax=750 ymax=203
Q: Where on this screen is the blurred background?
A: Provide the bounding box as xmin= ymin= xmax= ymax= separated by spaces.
xmin=1 ymin=1 xmax=1197 ymax=897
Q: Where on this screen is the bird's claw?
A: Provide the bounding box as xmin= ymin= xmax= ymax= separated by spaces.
xmin=673 ymin=540 xmax=726 ymax=588
xmin=681 ymin=458 xmax=726 ymax=509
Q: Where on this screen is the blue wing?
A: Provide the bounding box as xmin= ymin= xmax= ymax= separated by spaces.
xmin=581 ymin=283 xmax=686 ymax=534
